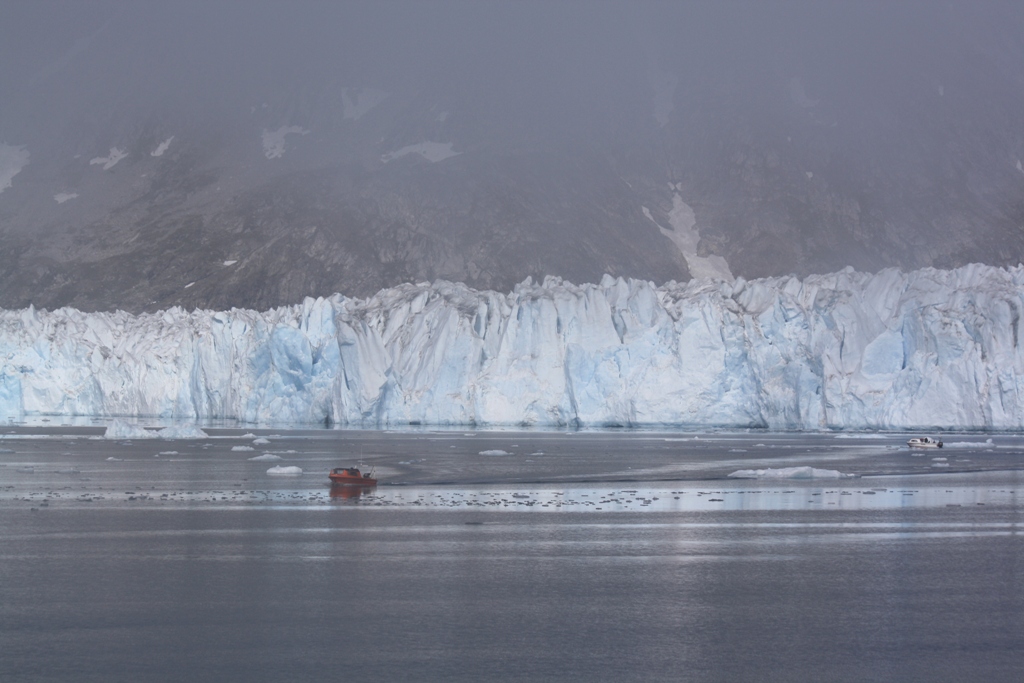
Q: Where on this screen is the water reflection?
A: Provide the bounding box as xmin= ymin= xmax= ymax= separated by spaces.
xmin=329 ymin=484 xmax=376 ymax=501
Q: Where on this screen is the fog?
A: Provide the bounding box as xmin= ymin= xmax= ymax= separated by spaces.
xmin=1 ymin=1 xmax=1023 ymax=311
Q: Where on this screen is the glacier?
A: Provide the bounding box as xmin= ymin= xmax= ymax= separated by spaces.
xmin=2 ymin=264 xmax=1024 ymax=430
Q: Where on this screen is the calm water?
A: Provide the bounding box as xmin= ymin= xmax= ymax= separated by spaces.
xmin=2 ymin=427 xmax=1024 ymax=682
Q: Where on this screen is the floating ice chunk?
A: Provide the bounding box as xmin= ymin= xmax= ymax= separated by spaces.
xmin=0 ymin=143 xmax=30 ymax=193
xmin=223 ymin=260 xmax=237 ymax=266
xmin=106 ymin=456 xmax=121 ymax=461
xmin=159 ymin=451 xmax=178 ymax=455
xmin=381 ymin=142 xmax=460 ymax=163
xmin=262 ymin=126 xmax=309 ymax=159
xmin=267 ymin=465 xmax=302 ymax=475
xmin=157 ymin=425 xmax=208 ymax=439
xmin=90 ymin=147 xmax=127 ymax=170
xmin=241 ymin=433 xmax=256 ymax=438
xmin=479 ymin=449 xmax=512 ymax=456
xmin=54 ymin=192 xmax=79 ymax=204
xmin=0 ymin=448 xmax=13 ymax=453
xmin=253 ymin=438 xmax=271 ymax=445
xmin=104 ymin=419 xmax=157 ymax=439
xmin=184 ymin=282 xmax=194 ymax=289
xmin=728 ymin=466 xmax=853 ymax=479
xmin=943 ymin=439 xmax=994 ymax=449
xmin=232 ymin=445 xmax=255 ymax=452
xmin=834 ymin=433 xmax=888 ymax=439
xmin=249 ymin=453 xmax=282 ymax=461
xmin=151 ymin=136 xmax=174 ymax=157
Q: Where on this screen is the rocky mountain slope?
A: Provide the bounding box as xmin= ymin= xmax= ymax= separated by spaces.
xmin=1 ymin=1 xmax=1022 ymax=312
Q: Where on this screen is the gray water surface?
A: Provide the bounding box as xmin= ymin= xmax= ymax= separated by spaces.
xmin=2 ymin=428 xmax=1023 ymax=682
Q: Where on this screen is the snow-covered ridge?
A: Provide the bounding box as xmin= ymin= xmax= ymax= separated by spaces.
xmin=2 ymin=265 xmax=1023 ymax=429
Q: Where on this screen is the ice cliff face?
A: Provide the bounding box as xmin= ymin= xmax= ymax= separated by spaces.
xmin=2 ymin=264 xmax=1023 ymax=430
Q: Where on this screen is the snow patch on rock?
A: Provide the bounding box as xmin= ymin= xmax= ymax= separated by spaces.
xmin=90 ymin=147 xmax=127 ymax=170
xmin=0 ymin=143 xmax=30 ymax=193
xmin=262 ymin=126 xmax=309 ymax=159
xmin=151 ymin=136 xmax=174 ymax=157
xmin=342 ymin=88 xmax=388 ymax=120
xmin=789 ymin=77 xmax=818 ymax=108
xmin=644 ymin=194 xmax=733 ymax=281
xmin=381 ymin=142 xmax=460 ymax=164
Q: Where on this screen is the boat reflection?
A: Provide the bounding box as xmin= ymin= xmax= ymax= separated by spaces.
xmin=329 ymin=484 xmax=376 ymax=501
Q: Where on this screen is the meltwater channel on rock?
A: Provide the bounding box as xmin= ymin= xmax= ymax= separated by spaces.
xmin=1 ymin=264 xmax=1023 ymax=430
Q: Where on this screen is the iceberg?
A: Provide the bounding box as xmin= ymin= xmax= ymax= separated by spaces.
xmin=266 ymin=465 xmax=302 ymax=475
xmin=156 ymin=424 xmax=208 ymax=439
xmin=3 ymin=264 xmax=1024 ymax=430
xmin=104 ymin=419 xmax=157 ymax=439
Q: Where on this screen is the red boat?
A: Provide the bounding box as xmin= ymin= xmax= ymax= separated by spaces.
xmin=329 ymin=466 xmax=377 ymax=486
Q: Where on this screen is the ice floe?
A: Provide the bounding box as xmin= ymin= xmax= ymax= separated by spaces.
xmin=266 ymin=465 xmax=301 ymax=475
xmin=728 ymin=466 xmax=854 ymax=479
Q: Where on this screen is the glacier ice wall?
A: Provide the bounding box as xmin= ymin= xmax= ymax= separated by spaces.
xmin=2 ymin=264 xmax=1023 ymax=429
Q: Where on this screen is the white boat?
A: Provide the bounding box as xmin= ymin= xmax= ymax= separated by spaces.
xmin=907 ymin=437 xmax=943 ymax=448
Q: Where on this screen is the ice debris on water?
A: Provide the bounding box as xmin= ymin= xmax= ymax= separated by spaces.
xmin=232 ymin=445 xmax=254 ymax=452
xmin=252 ymin=438 xmax=271 ymax=446
xmin=479 ymin=449 xmax=512 ymax=456
xmin=266 ymin=465 xmax=302 ymax=475
xmin=102 ymin=420 xmax=207 ymax=440
xmin=728 ymin=466 xmax=854 ymax=479
xmin=4 ymin=265 xmax=1024 ymax=429
xmin=249 ymin=453 xmax=282 ymax=461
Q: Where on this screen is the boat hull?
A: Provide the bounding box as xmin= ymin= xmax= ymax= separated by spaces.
xmin=329 ymin=473 xmax=377 ymax=485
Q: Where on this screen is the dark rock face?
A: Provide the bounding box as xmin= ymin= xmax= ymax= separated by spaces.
xmin=1 ymin=1 xmax=1022 ymax=312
